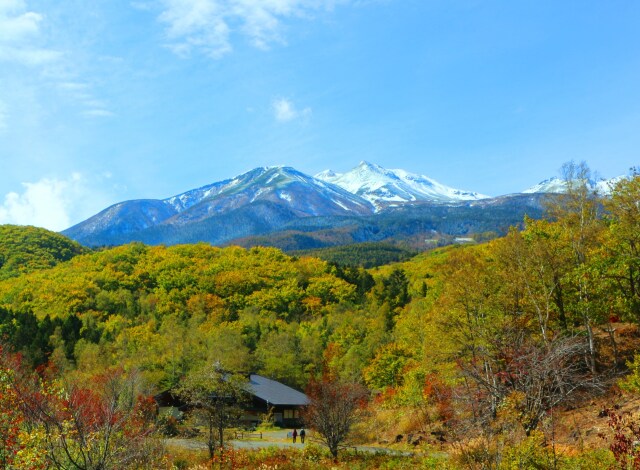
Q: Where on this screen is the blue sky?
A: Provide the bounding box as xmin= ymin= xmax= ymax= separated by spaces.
xmin=1 ymin=0 xmax=639 ymax=230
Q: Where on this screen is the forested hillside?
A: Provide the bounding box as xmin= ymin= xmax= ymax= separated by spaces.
xmin=1 ymin=171 xmax=639 ymax=468
xmin=0 ymin=241 xmax=381 ymax=389
xmin=224 ymin=193 xmax=549 ymax=252
xmin=292 ymin=242 xmax=417 ymax=268
xmin=0 ymin=225 xmax=87 ymax=280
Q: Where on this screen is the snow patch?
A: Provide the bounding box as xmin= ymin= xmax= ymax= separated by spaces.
xmin=332 ymin=199 xmax=351 ymax=211
xmin=251 ymin=187 xmax=269 ymax=202
xmin=279 ymin=191 xmax=292 ymax=202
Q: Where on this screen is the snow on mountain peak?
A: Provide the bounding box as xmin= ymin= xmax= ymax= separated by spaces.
xmin=315 ymin=169 xmax=341 ymax=181
xmin=522 ymin=175 xmax=627 ymax=195
xmin=162 ymin=164 xmax=374 ymax=219
xmin=316 ymin=161 xmax=490 ymax=209
xmin=522 ymin=177 xmax=567 ymax=194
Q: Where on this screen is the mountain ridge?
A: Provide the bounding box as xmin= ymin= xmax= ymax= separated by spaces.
xmin=61 ymin=162 xmax=626 ymax=248
xmin=63 ymin=166 xmax=374 ymax=246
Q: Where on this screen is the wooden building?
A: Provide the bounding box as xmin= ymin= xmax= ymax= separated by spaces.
xmin=154 ymin=374 xmax=309 ymax=428
xmin=242 ymin=374 xmax=309 ymax=428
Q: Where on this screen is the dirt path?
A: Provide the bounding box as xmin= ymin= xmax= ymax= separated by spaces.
xmin=165 ymin=429 xmax=413 ymax=455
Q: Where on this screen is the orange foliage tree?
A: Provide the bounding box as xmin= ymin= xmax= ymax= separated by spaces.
xmin=0 ymin=345 xmax=164 ymax=470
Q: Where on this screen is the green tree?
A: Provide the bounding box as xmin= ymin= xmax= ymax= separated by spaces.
xmin=177 ymin=363 xmax=249 ymax=460
xmin=547 ymin=161 xmax=605 ymax=373
xmin=601 ymin=174 xmax=640 ymax=320
xmin=255 ymin=327 xmax=306 ymax=388
xmin=363 ymin=343 xmax=413 ymax=390
xmin=379 ymin=268 xmax=410 ymax=311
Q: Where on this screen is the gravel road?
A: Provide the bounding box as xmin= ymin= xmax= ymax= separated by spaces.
xmin=166 ymin=430 xmax=414 ymax=455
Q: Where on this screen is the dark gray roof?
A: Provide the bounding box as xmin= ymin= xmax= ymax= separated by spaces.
xmin=247 ymin=374 xmax=309 ymax=406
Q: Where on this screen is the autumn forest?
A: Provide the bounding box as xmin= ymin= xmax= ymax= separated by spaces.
xmin=1 ymin=167 xmax=640 ymax=469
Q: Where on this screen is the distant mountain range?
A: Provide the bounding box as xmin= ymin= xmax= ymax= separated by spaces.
xmin=62 ymin=162 xmax=625 ymax=249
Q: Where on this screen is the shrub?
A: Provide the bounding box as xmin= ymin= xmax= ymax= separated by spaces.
xmin=157 ymin=414 xmax=180 ymax=437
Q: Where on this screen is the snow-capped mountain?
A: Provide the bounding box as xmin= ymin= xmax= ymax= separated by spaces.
xmin=316 ymin=161 xmax=490 ymax=210
xmin=62 ymin=162 xmax=627 ymax=249
xmin=522 ymin=175 xmax=627 ymax=195
xmin=164 ymin=165 xmax=373 ymax=220
xmin=62 ymin=166 xmax=374 ymax=246
xmin=522 ymin=177 xmax=568 ymax=194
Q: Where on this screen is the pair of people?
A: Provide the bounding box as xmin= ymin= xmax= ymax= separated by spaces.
xmin=292 ymin=428 xmax=306 ymax=443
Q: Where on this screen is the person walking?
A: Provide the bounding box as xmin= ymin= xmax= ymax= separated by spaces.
xmin=292 ymin=428 xmax=298 ymax=443
xmin=299 ymin=428 xmax=306 ymax=444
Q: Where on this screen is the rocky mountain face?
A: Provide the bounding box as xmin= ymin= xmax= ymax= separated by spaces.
xmin=62 ymin=163 xmax=624 ymax=249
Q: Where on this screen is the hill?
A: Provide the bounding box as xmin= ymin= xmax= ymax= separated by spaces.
xmin=0 ymin=225 xmax=87 ymax=280
xmin=291 ymin=242 xmax=417 ymax=268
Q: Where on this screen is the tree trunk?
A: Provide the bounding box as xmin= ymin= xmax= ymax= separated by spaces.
xmin=208 ymin=419 xmax=215 ymax=460
xmin=605 ymin=322 xmax=620 ymax=368
xmin=329 ymin=443 xmax=339 ymax=461
xmin=218 ymin=424 xmax=224 ymax=450
xmin=553 ymin=275 xmax=568 ymax=331
xmin=584 ymin=315 xmax=597 ymax=375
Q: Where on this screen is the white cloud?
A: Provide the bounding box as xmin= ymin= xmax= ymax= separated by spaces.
xmin=156 ymin=0 xmax=346 ymax=58
xmin=159 ymin=0 xmax=231 ymax=58
xmin=0 ymin=1 xmax=41 ymax=42
xmin=0 ymin=173 xmax=112 ymax=231
xmin=0 ymin=0 xmax=60 ymax=66
xmin=272 ymin=97 xmax=311 ymax=122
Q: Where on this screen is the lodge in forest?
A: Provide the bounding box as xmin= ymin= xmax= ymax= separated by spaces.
xmin=154 ymin=374 xmax=309 ymax=428
xmin=243 ymin=374 xmax=309 ymax=428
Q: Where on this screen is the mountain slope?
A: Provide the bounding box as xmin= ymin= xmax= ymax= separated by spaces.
xmin=63 ymin=166 xmax=374 ymax=247
xmin=166 ymin=166 xmax=373 ymax=223
xmin=316 ymin=161 xmax=489 ymax=209
xmin=64 ymin=200 xmax=179 ymax=240
xmin=227 ymin=193 xmax=551 ymax=252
